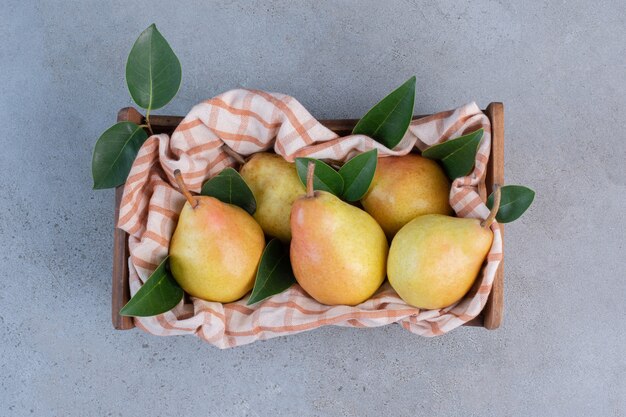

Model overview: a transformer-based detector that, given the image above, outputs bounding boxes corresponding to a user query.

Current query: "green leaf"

[295,158,344,196]
[126,24,182,111]
[487,185,535,223]
[92,122,149,189]
[352,76,416,149]
[338,149,378,201]
[119,256,183,317]
[422,128,484,180]
[201,168,256,214]
[247,239,296,305]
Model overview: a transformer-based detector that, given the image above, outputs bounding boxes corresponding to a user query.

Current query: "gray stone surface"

[1,1,624,416]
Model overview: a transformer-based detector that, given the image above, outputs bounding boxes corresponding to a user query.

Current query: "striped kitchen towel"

[117,89,502,348]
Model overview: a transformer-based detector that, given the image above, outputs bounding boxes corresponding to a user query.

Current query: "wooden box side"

[483,103,505,329]
[111,105,505,330]
[111,108,142,330]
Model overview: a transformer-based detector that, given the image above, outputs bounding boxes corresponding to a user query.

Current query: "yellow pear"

[361,154,452,237]
[387,189,500,309]
[169,170,265,303]
[290,162,388,305]
[240,153,305,241]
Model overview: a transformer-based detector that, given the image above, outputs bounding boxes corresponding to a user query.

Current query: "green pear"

[290,162,388,306]
[387,190,500,309]
[361,154,452,238]
[169,170,265,303]
[240,153,305,242]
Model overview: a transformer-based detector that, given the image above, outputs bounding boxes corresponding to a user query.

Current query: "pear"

[240,153,306,242]
[387,188,501,309]
[169,170,265,303]
[290,162,388,305]
[361,154,452,238]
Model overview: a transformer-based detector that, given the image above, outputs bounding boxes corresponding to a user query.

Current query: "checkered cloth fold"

[118,89,502,348]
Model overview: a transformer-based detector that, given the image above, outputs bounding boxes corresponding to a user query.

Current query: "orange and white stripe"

[118,89,502,349]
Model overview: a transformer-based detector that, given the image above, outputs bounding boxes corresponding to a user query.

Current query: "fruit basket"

[111,103,505,332]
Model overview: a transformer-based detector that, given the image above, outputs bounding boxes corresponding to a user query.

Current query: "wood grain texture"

[110,105,505,331]
[483,103,505,329]
[112,186,133,329]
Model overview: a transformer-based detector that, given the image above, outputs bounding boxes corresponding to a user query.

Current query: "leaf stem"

[306,161,315,198]
[145,109,154,136]
[174,169,198,208]
[222,144,246,165]
[481,184,501,228]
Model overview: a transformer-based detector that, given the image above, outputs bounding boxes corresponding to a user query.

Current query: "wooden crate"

[111,104,505,331]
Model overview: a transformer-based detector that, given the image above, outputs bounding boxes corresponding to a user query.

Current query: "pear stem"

[222,144,246,165]
[173,169,198,208]
[481,184,501,228]
[306,161,315,198]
